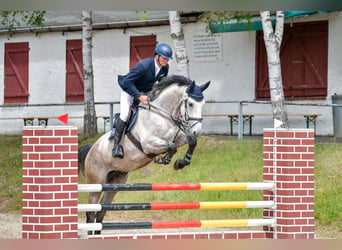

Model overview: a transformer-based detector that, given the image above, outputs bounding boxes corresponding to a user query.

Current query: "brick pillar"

[22,126,78,239]
[263,129,315,239]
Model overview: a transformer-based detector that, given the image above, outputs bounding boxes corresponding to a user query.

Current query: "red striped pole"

[78,182,274,192]
[78,219,275,231]
[78,201,274,212]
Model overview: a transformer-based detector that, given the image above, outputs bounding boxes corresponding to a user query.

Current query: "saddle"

[108,105,139,140]
[108,105,156,158]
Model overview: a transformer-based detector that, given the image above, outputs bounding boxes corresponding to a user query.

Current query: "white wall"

[0,12,341,136]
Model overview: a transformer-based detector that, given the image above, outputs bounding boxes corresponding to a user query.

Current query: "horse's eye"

[189,103,193,108]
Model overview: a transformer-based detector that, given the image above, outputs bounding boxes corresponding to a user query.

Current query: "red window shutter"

[4,43,29,104]
[66,40,84,102]
[255,21,328,99]
[130,35,157,70]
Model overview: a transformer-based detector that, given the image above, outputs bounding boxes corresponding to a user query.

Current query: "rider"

[112,43,173,158]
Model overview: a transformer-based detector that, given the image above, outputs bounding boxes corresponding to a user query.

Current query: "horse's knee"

[167,142,177,154]
[187,136,197,147]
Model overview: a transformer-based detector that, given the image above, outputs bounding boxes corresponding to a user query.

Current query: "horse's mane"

[148,75,192,101]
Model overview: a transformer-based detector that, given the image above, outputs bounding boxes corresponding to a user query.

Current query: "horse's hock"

[22,126,315,239]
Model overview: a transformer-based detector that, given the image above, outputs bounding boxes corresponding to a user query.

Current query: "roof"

[209,11,331,33]
[0,11,202,34]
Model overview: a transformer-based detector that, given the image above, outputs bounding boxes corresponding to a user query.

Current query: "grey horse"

[84,75,210,234]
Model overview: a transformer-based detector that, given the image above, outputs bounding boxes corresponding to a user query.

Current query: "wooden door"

[4,43,29,104]
[130,35,157,70]
[66,40,84,102]
[255,21,328,99]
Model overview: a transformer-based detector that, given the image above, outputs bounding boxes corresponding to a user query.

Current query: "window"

[255,21,328,99]
[4,42,29,104]
[66,40,84,102]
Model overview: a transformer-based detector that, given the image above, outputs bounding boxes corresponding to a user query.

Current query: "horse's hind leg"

[93,170,128,235]
[86,191,102,235]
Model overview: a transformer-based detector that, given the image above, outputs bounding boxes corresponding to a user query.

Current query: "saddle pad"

[108,108,139,140]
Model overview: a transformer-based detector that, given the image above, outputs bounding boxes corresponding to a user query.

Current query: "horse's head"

[179,79,210,137]
[148,75,210,138]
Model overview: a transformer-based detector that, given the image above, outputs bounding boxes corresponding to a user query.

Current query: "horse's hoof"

[173,159,190,170]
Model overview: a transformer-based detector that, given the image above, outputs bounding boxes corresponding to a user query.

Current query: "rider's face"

[156,55,169,67]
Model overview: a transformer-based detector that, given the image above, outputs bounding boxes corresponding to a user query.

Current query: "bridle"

[171,93,203,134]
[140,92,203,136]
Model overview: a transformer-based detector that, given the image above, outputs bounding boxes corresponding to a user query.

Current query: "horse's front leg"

[173,136,197,170]
[140,135,177,165]
[153,142,177,165]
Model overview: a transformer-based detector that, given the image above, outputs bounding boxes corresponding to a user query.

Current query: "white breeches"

[119,91,134,122]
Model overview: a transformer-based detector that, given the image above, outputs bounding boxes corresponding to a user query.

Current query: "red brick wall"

[263,129,315,239]
[88,231,267,239]
[22,127,78,239]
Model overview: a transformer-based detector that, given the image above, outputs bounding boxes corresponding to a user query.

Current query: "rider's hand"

[138,95,149,104]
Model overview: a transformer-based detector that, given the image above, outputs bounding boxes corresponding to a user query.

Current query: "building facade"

[0,11,341,136]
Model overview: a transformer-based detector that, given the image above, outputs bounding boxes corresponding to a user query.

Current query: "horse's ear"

[200,81,210,92]
[187,80,196,93]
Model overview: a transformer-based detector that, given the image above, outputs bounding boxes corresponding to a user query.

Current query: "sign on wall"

[192,32,222,62]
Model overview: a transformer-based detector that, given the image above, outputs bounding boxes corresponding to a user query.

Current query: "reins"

[139,94,202,137]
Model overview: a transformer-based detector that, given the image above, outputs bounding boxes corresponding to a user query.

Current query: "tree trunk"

[82,11,97,137]
[169,11,190,78]
[260,11,288,128]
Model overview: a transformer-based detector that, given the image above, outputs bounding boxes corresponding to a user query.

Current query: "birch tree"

[0,11,45,38]
[260,11,288,128]
[82,11,98,137]
[169,11,190,77]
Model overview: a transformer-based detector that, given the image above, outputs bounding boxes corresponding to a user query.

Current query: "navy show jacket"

[118,57,169,100]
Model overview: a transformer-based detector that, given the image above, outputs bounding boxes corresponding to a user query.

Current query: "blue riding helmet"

[154,43,173,60]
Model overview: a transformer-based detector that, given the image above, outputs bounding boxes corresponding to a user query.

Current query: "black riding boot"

[112,118,127,158]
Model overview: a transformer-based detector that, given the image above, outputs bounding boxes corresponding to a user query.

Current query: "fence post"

[238,101,243,140]
[22,126,79,239]
[263,128,315,239]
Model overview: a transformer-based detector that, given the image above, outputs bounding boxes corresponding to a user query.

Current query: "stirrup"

[109,128,116,140]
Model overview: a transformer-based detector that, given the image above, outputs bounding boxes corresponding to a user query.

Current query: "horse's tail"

[78,144,93,176]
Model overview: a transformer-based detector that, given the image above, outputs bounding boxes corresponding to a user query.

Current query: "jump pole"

[22,127,315,239]
[78,182,274,192]
[77,200,275,212]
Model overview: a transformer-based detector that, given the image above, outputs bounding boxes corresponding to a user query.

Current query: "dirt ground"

[0,214,21,239]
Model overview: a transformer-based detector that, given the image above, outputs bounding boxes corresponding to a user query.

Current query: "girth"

[126,133,157,159]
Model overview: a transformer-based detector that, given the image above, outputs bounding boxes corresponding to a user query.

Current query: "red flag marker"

[58,113,69,125]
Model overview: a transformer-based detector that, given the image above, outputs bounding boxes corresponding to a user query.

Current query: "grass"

[0,134,341,238]
[78,136,265,223]
[314,143,342,237]
[0,135,23,212]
